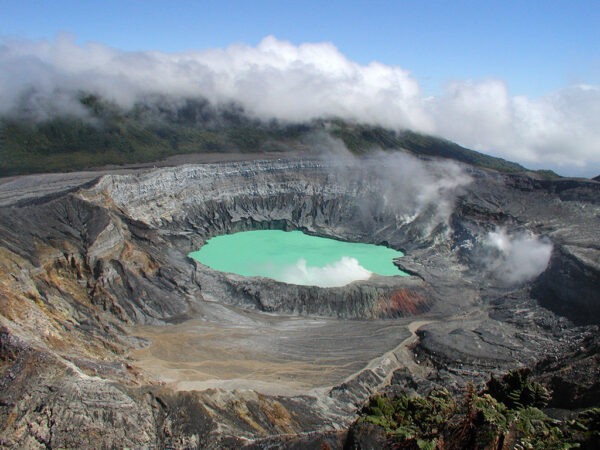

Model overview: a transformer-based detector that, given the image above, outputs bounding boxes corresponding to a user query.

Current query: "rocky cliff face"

[0,153,598,448]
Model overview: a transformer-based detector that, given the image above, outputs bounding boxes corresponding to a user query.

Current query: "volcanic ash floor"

[130,301,411,396]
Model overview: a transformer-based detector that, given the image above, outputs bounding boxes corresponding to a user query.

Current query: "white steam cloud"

[277,257,372,287]
[1,34,599,173]
[316,138,472,237]
[375,151,471,233]
[483,228,553,285]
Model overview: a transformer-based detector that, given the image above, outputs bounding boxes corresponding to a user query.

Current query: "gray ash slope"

[0,150,598,448]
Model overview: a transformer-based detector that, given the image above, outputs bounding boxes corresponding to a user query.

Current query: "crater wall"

[1,155,599,447]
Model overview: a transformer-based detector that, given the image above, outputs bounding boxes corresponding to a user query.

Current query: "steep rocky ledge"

[0,155,599,447]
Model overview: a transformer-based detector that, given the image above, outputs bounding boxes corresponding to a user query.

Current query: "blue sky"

[1,0,599,175]
[3,0,598,97]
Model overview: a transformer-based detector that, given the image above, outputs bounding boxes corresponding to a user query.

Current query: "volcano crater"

[1,154,599,447]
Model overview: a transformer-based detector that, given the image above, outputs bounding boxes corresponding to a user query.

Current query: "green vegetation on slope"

[0,95,308,176]
[326,119,528,174]
[357,369,599,449]
[0,94,551,177]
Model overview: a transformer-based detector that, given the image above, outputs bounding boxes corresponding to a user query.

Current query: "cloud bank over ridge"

[1,34,598,174]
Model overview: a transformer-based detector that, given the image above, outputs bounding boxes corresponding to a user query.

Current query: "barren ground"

[130,301,412,396]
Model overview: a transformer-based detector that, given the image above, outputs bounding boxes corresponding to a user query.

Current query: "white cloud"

[430,80,600,170]
[1,34,599,174]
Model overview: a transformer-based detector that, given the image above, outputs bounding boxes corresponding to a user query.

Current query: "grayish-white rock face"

[0,153,598,448]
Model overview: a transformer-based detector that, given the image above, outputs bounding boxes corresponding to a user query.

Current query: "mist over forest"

[1,35,599,177]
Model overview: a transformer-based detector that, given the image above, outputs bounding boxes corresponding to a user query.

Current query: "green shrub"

[356,370,596,449]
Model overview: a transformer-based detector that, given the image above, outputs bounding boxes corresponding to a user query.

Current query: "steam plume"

[316,136,472,238]
[483,228,553,285]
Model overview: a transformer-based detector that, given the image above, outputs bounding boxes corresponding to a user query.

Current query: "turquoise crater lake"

[189,230,406,287]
